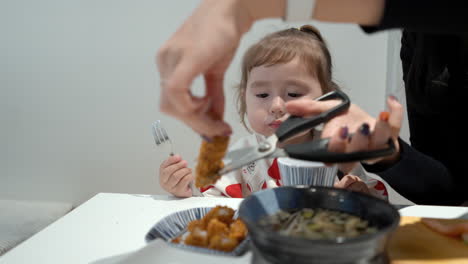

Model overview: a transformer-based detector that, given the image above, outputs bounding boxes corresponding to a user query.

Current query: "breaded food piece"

[202,206,235,226]
[207,218,229,241]
[187,219,205,232]
[229,219,248,242]
[171,236,182,244]
[184,227,208,247]
[195,135,229,188]
[208,234,239,252]
[170,205,247,253]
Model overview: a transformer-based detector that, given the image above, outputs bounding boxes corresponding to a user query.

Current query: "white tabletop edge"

[1,193,467,264]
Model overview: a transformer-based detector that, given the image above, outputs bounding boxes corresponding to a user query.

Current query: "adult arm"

[362,138,462,205]
[362,0,468,34]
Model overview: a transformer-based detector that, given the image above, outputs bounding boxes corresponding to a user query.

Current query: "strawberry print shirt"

[200,134,281,198]
[198,133,388,200]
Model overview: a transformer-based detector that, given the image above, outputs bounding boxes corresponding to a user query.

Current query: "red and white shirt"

[198,133,388,200]
[200,134,280,198]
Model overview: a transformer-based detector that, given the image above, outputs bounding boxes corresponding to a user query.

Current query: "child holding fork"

[158,25,402,199]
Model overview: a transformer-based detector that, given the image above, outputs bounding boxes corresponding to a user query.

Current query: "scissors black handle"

[284,138,396,163]
[276,89,396,162]
[276,90,350,142]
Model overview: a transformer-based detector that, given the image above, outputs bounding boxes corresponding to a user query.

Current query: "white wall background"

[1,1,394,206]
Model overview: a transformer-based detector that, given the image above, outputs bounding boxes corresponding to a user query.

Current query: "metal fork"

[152,120,174,156]
[152,120,196,193]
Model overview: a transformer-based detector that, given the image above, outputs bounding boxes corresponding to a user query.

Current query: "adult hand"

[156,0,387,137]
[159,155,193,198]
[286,95,403,167]
[157,0,271,138]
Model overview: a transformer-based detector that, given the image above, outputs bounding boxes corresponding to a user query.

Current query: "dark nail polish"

[223,130,232,137]
[389,95,398,102]
[339,126,348,140]
[359,123,370,136]
[201,135,212,142]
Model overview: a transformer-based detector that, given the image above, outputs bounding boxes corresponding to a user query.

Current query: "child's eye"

[288,93,303,98]
[256,93,269,98]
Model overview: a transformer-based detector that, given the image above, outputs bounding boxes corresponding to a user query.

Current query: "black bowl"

[238,186,400,264]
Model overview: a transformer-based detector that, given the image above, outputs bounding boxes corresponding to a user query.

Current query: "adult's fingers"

[370,111,392,149]
[158,53,232,138]
[205,73,225,119]
[286,98,348,141]
[386,95,403,137]
[321,104,374,139]
[326,126,348,167]
[286,98,341,117]
[366,96,403,164]
[204,50,235,119]
[160,60,206,116]
[183,113,232,138]
[340,123,371,173]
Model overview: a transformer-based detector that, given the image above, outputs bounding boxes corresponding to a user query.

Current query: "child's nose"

[270,96,285,115]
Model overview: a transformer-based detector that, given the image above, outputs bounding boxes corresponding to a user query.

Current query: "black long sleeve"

[362,0,468,34]
[362,139,463,205]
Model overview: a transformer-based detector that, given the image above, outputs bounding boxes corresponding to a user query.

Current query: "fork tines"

[152,120,170,146]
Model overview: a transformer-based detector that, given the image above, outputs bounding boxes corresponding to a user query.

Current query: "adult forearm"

[363,139,462,205]
[314,0,384,26]
[239,0,285,22]
[239,0,385,26]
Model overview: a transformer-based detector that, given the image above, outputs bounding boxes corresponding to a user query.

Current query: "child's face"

[245,57,323,137]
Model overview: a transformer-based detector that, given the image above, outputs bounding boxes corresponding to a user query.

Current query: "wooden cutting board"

[389,217,468,264]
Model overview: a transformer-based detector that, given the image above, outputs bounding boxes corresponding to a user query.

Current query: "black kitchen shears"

[218,90,395,175]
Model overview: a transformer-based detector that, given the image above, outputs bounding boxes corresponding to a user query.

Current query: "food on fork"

[171,206,247,252]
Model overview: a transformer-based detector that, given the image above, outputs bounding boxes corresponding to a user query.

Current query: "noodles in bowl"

[238,186,400,264]
[259,208,377,241]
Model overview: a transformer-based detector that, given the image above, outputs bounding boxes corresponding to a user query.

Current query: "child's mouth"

[268,120,283,129]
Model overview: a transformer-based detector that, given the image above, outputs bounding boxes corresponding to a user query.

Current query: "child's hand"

[334,175,371,195]
[159,155,193,198]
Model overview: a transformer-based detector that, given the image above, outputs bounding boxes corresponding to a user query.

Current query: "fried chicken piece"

[195,135,229,188]
[184,227,208,247]
[207,218,229,241]
[171,236,182,244]
[202,206,235,226]
[229,219,248,242]
[208,234,239,252]
[172,206,247,252]
[187,219,205,232]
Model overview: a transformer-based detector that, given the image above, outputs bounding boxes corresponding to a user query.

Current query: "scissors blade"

[219,135,279,175]
[223,147,256,161]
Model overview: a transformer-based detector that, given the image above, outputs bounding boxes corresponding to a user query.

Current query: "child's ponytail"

[299,25,324,43]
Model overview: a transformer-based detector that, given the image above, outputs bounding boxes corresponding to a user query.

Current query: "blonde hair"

[236,25,339,129]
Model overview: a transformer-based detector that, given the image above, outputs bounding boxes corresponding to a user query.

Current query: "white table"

[1,193,467,264]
